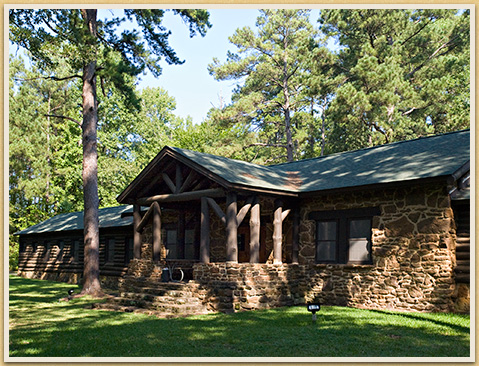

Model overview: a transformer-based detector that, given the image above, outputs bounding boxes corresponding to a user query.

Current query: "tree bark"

[225,191,238,263]
[80,9,103,297]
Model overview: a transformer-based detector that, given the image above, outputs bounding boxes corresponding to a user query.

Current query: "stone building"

[17,130,471,314]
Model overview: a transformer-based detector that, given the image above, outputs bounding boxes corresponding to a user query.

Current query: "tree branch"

[45,114,82,127]
[15,74,82,83]
[243,142,287,149]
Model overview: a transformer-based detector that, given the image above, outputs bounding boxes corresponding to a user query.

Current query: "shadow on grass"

[366,308,470,334]
[9,276,470,358]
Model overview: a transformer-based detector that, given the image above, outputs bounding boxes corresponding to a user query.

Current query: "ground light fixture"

[307,303,321,323]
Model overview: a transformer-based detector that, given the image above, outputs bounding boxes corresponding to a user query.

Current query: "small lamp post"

[307,303,321,323]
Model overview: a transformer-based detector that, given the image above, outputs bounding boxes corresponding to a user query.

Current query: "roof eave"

[298,175,451,198]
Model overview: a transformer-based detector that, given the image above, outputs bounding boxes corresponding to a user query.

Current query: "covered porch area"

[117,146,301,281]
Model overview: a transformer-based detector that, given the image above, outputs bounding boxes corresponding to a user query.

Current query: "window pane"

[166,230,177,259]
[316,221,337,262]
[317,221,337,240]
[350,219,370,238]
[349,219,371,262]
[167,230,177,244]
[316,241,336,261]
[185,230,195,244]
[185,230,195,259]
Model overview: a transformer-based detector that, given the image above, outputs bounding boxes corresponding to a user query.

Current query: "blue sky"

[128,8,322,124]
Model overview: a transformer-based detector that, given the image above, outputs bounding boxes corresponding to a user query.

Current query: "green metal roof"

[271,129,470,193]
[170,129,470,194]
[19,130,470,236]
[169,147,291,192]
[16,205,133,235]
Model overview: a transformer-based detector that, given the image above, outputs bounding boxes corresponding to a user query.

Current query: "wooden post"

[200,197,210,263]
[133,204,141,259]
[273,199,283,264]
[226,191,238,263]
[292,205,300,264]
[175,164,183,194]
[153,202,161,262]
[249,196,260,263]
[177,211,186,259]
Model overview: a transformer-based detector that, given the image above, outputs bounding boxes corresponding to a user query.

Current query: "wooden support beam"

[137,160,175,197]
[136,203,155,233]
[133,204,141,259]
[249,197,260,263]
[281,209,291,222]
[226,191,238,263]
[236,196,254,226]
[273,199,283,264]
[152,202,161,262]
[292,206,300,264]
[162,173,176,193]
[206,197,226,225]
[175,164,183,194]
[137,188,225,206]
[179,169,197,193]
[200,197,210,263]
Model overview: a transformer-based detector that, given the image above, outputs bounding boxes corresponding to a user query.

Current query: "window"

[185,229,196,260]
[163,228,198,260]
[105,238,115,264]
[309,207,379,265]
[71,240,80,262]
[125,237,134,265]
[165,229,177,259]
[316,220,338,262]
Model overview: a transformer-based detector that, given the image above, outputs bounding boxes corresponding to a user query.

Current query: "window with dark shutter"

[309,207,379,265]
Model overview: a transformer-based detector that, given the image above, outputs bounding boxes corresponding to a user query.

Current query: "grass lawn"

[8,275,470,358]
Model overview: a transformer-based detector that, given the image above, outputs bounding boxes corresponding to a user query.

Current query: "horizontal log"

[454,265,470,273]
[455,273,469,283]
[137,188,225,206]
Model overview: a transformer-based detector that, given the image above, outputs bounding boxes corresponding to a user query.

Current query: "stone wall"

[297,183,457,312]
[191,183,461,312]
[124,182,464,313]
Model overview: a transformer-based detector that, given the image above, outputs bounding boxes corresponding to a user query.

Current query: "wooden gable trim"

[137,188,225,206]
[117,146,299,204]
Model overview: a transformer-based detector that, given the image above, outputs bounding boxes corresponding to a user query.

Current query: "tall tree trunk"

[80,9,103,297]
[284,107,294,162]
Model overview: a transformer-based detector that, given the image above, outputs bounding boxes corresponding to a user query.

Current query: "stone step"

[118,284,207,298]
[110,296,207,313]
[91,302,209,318]
[118,292,204,305]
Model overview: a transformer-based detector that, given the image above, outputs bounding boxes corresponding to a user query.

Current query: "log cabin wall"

[17,227,133,289]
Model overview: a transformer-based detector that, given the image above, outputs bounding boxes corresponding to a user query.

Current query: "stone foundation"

[192,262,455,312]
[112,182,465,313]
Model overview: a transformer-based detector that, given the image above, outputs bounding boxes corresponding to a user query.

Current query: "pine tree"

[10,8,211,296]
[208,9,331,163]
[319,9,470,152]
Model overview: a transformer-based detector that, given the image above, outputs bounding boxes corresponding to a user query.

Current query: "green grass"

[8,275,470,358]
